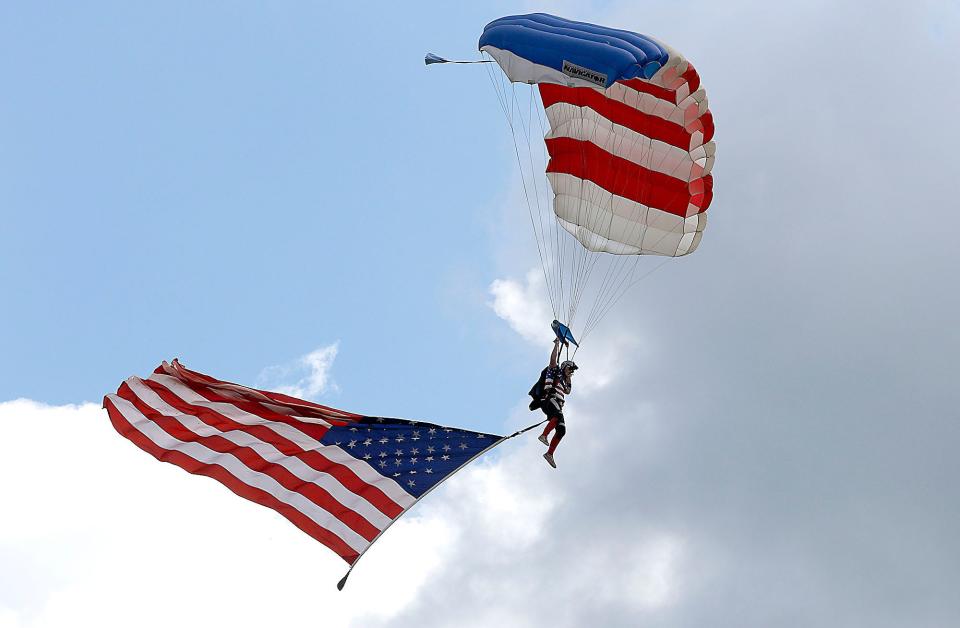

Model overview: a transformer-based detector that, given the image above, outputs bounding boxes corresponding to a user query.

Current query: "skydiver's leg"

[541,417,558,439]
[546,419,566,455]
[540,399,561,445]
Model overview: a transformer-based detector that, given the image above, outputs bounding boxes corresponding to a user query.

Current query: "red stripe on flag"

[153,374,332,442]
[163,360,360,424]
[103,396,362,564]
[545,137,714,216]
[117,383,384,542]
[138,377,405,519]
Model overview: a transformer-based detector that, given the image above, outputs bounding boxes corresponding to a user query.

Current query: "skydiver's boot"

[543,452,557,468]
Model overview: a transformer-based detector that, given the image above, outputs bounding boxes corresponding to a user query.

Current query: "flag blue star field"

[102,360,505,573]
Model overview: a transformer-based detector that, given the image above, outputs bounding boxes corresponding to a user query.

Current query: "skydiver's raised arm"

[549,338,563,369]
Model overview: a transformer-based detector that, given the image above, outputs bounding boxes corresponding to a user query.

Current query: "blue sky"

[3,2,960,626]
[0,1,543,425]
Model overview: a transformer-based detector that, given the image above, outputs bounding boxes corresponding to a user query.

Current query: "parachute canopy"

[479,13,715,259]
[467,14,716,343]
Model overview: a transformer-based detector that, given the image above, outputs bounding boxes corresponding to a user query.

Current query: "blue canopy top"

[478,13,670,87]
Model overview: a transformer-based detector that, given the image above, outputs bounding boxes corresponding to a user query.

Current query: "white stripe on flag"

[146,373,417,509]
[148,373,325,448]
[107,394,371,554]
[125,378,394,531]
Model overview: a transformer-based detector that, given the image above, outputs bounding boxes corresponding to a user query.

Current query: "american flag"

[103,359,514,587]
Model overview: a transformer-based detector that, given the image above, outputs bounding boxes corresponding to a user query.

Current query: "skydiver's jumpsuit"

[539,366,571,456]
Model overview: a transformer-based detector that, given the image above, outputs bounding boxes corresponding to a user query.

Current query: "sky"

[2,1,960,627]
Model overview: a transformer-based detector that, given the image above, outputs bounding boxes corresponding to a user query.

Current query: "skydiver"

[537,338,578,468]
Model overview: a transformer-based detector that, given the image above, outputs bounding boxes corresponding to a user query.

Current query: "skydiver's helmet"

[560,360,578,374]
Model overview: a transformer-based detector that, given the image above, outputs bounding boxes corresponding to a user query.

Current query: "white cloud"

[488,270,554,346]
[596,534,686,611]
[489,270,648,395]
[0,399,471,627]
[257,343,340,400]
